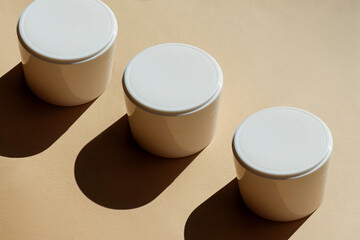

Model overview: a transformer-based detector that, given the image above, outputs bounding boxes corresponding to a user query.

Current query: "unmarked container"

[232,107,333,221]
[17,0,118,106]
[123,43,223,158]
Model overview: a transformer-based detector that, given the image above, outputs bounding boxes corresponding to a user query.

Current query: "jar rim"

[123,43,223,115]
[232,107,333,179]
[17,0,118,63]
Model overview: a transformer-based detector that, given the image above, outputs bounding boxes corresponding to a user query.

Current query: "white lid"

[233,107,333,178]
[123,43,223,115]
[18,0,117,63]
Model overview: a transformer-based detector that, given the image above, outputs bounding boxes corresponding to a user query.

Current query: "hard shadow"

[184,179,310,240]
[0,63,93,158]
[74,115,199,209]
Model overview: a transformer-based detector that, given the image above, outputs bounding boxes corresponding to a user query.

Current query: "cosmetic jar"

[123,43,223,158]
[232,107,333,221]
[17,0,118,106]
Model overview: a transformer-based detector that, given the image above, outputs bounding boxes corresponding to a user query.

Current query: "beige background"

[1,0,360,239]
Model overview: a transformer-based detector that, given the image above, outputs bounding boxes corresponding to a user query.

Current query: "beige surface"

[1,0,360,239]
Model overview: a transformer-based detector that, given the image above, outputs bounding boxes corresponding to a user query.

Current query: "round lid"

[233,107,333,178]
[123,43,223,115]
[18,0,117,63]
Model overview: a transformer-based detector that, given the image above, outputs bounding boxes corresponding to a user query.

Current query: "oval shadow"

[185,179,310,240]
[0,63,93,158]
[74,115,199,209]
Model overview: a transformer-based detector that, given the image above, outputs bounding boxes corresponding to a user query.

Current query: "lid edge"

[123,43,223,115]
[17,0,118,63]
[232,107,333,179]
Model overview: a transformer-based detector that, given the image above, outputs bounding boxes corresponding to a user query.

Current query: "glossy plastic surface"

[232,107,333,221]
[234,156,329,221]
[17,0,117,106]
[123,43,223,115]
[18,0,117,62]
[18,42,115,106]
[123,43,223,158]
[124,89,221,158]
[233,107,333,178]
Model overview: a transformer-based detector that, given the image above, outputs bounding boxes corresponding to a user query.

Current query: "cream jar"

[232,107,333,221]
[123,43,223,158]
[17,0,118,106]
